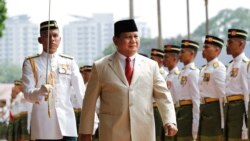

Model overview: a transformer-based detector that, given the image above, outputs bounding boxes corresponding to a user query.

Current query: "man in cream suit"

[79,19,177,141]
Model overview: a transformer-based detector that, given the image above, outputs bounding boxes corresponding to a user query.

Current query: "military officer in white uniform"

[224,29,249,140]
[151,48,169,141]
[163,44,181,141]
[164,45,181,104]
[151,48,168,79]
[0,99,9,140]
[198,35,226,140]
[176,40,200,141]
[22,20,85,141]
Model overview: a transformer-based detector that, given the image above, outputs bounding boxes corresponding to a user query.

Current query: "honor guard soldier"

[164,45,181,106]
[22,20,85,141]
[163,44,181,141]
[80,65,93,85]
[71,66,98,136]
[79,65,99,141]
[176,40,200,141]
[198,35,226,140]
[0,99,9,140]
[8,80,29,141]
[224,29,249,140]
[151,48,168,141]
[15,80,32,141]
[151,48,168,79]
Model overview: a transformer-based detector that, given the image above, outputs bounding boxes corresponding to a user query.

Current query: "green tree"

[0,64,22,83]
[0,0,7,37]
[103,43,116,56]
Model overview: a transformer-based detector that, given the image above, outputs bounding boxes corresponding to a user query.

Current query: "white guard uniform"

[199,58,226,128]
[22,51,85,140]
[226,52,249,139]
[159,66,168,80]
[166,66,180,104]
[178,62,200,139]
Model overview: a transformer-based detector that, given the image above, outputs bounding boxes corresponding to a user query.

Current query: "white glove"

[38,84,53,96]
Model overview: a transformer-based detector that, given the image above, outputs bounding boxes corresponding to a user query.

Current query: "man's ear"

[38,37,42,44]
[113,36,117,46]
[240,39,246,48]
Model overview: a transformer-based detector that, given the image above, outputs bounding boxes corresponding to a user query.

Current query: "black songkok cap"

[228,28,248,40]
[114,19,138,37]
[204,35,224,48]
[181,40,199,52]
[151,48,165,58]
[164,44,181,54]
[40,20,59,33]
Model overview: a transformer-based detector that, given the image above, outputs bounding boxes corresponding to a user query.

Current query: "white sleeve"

[22,59,43,104]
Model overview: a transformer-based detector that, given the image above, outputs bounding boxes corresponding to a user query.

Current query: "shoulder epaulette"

[213,62,219,68]
[59,54,73,60]
[247,61,250,72]
[190,66,197,70]
[242,57,249,63]
[25,54,40,60]
[174,70,180,75]
[229,60,233,64]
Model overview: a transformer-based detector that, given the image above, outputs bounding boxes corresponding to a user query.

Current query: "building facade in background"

[0,15,39,65]
[63,14,114,65]
[0,14,151,66]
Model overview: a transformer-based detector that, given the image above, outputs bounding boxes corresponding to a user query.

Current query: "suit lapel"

[108,52,128,85]
[130,55,142,86]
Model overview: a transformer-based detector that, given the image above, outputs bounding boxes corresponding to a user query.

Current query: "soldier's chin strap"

[45,0,52,118]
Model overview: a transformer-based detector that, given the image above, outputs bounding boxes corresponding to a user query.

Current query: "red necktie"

[125,57,133,85]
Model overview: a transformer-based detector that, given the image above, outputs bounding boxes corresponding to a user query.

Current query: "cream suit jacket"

[79,52,176,141]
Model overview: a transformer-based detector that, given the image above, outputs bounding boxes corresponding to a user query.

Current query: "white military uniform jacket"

[79,52,176,141]
[159,66,168,80]
[22,51,85,140]
[178,62,200,139]
[226,52,249,139]
[0,106,9,123]
[166,67,180,104]
[199,58,226,128]
[226,52,249,112]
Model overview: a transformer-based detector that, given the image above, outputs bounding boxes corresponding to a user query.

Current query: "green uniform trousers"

[154,106,165,141]
[0,122,8,139]
[198,101,223,141]
[176,105,193,141]
[224,100,245,141]
[19,112,30,140]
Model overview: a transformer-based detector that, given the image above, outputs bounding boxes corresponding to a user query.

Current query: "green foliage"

[193,7,250,43]
[163,7,250,51]
[103,43,116,56]
[0,64,22,83]
[138,38,156,56]
[0,0,7,37]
